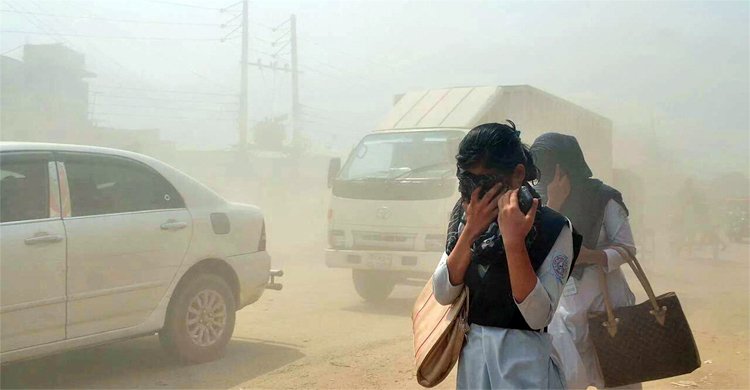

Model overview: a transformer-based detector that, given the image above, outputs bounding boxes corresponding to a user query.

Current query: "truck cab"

[326,128,465,301]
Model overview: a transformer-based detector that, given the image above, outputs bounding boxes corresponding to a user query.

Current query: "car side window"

[64,154,185,217]
[0,153,50,223]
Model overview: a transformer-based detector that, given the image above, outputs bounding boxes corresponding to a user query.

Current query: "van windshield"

[339,130,464,181]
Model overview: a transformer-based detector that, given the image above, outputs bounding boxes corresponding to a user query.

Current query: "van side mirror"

[327,157,341,188]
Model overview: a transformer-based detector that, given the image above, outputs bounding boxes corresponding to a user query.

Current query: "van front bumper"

[325,249,440,274]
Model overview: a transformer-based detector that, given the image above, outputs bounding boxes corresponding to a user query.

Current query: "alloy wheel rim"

[186,289,227,347]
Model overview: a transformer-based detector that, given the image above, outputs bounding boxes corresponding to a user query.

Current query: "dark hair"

[456,121,539,182]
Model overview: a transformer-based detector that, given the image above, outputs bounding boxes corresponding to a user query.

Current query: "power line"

[95,85,238,97]
[18,0,144,79]
[0,9,221,26]
[299,64,373,90]
[272,17,291,31]
[93,102,238,113]
[247,61,291,73]
[252,35,275,45]
[221,12,241,27]
[221,23,242,41]
[1,43,24,55]
[4,1,73,47]
[252,20,277,32]
[300,109,366,128]
[93,111,237,121]
[146,0,224,11]
[1,29,225,41]
[219,0,242,12]
[93,93,238,105]
[300,59,394,95]
[300,35,400,71]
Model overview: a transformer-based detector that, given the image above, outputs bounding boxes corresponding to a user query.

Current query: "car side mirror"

[327,157,341,188]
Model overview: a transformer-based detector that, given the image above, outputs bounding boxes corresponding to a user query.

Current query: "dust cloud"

[0,0,748,389]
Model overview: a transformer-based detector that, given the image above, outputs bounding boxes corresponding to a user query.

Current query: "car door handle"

[24,234,64,245]
[161,220,188,231]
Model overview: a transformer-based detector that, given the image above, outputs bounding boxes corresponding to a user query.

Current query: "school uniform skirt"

[457,323,565,389]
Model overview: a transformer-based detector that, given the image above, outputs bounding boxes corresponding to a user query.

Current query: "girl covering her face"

[531,132,639,389]
[433,122,581,390]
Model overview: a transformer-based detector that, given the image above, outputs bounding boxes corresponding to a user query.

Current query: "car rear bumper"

[226,251,272,309]
[325,249,440,274]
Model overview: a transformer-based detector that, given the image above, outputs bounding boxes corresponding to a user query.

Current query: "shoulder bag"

[411,277,469,388]
[588,246,701,387]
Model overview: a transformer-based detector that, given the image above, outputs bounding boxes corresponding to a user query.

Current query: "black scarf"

[444,185,580,329]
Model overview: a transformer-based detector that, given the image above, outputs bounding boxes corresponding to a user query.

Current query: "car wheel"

[352,269,396,302]
[159,274,236,364]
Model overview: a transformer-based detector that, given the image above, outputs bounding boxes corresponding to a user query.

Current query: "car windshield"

[338,130,463,181]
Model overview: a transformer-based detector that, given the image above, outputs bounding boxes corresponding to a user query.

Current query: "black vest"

[446,200,579,330]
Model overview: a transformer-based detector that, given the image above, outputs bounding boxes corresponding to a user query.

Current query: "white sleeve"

[601,199,637,272]
[432,252,464,305]
[514,223,574,330]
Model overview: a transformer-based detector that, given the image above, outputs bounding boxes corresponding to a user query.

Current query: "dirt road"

[2,238,748,389]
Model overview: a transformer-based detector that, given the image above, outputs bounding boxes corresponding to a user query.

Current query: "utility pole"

[238,0,249,150]
[290,14,300,146]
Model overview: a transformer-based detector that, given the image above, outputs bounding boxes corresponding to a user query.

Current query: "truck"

[325,85,613,302]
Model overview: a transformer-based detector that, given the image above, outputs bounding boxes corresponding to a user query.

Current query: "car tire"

[159,273,236,364]
[352,269,396,302]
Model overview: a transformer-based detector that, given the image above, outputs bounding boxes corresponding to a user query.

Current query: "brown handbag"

[411,277,469,388]
[588,246,701,388]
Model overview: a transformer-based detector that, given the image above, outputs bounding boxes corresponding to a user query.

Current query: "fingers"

[526,198,539,217]
[553,164,561,183]
[509,188,519,208]
[470,186,481,205]
[481,183,503,206]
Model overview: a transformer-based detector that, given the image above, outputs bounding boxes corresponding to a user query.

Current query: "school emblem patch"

[552,254,569,283]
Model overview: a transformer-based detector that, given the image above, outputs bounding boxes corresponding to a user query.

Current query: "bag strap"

[595,245,668,338]
[609,245,667,326]
[459,287,470,334]
[595,265,619,337]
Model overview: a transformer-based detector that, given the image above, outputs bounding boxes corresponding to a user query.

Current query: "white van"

[326,128,465,301]
[325,86,613,301]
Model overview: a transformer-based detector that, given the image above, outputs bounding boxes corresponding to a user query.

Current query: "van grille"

[352,231,417,250]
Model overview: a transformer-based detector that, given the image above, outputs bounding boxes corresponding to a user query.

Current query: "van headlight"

[424,234,446,252]
[328,230,346,249]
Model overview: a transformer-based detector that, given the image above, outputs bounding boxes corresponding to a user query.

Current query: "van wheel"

[159,274,236,364]
[352,269,395,302]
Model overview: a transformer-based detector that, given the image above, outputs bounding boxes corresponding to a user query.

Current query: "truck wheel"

[352,269,395,302]
[159,274,236,364]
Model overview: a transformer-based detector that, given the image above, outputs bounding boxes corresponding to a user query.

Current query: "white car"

[0,143,282,364]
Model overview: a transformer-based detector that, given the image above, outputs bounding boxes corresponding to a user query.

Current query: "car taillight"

[328,229,345,249]
[258,221,266,251]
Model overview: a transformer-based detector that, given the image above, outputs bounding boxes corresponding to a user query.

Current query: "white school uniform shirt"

[549,199,640,389]
[432,221,575,389]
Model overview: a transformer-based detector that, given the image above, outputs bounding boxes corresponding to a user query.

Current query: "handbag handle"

[596,265,620,337]
[609,245,667,326]
[595,245,667,337]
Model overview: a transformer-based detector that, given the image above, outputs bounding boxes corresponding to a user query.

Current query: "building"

[1,43,174,159]
[1,43,97,143]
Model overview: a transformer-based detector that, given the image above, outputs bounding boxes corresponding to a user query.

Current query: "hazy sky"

[1,0,748,173]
